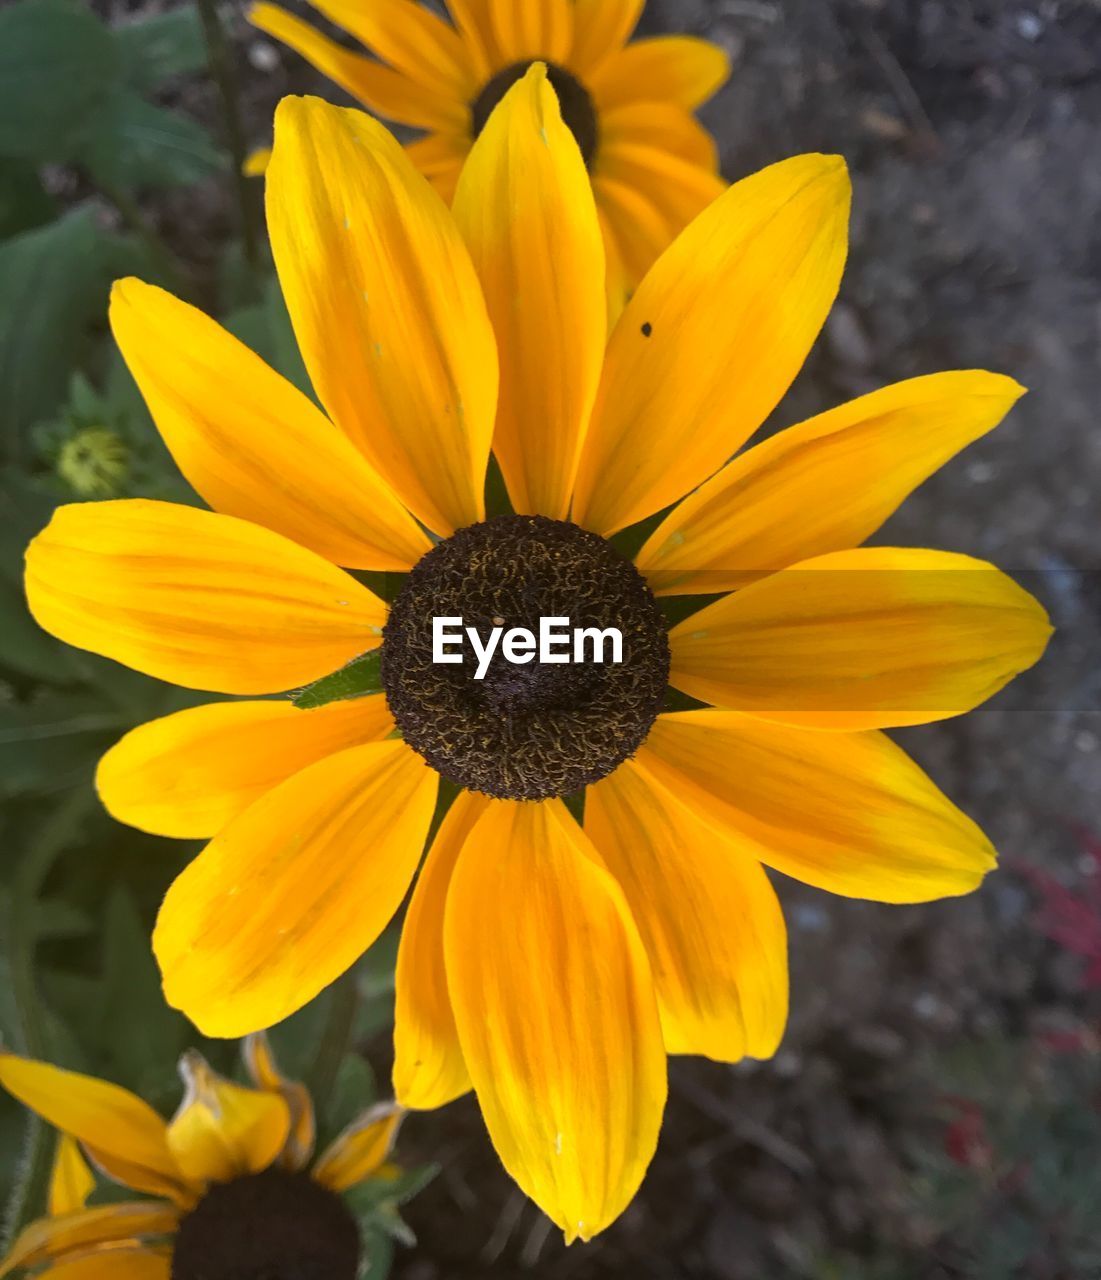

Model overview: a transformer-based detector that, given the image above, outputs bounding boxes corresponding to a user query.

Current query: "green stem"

[310,968,361,1121]
[2,790,94,1246]
[196,0,261,277]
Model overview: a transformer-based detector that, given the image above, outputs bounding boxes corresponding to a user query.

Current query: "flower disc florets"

[382,515,670,801]
[472,61,599,166]
[171,1168,359,1280]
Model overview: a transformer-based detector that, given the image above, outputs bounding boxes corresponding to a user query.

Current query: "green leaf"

[0,210,111,456]
[114,8,207,92]
[97,886,190,1095]
[293,651,382,710]
[0,579,68,683]
[83,91,224,192]
[0,158,55,238]
[0,0,118,163]
[0,691,125,799]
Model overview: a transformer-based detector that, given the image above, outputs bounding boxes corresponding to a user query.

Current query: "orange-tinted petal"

[642,712,998,903]
[309,0,476,97]
[487,0,573,64]
[586,758,787,1062]
[599,100,718,170]
[404,131,469,204]
[596,140,726,244]
[267,96,497,535]
[249,3,467,131]
[109,278,429,572]
[155,741,437,1038]
[445,800,666,1241]
[572,154,850,533]
[589,36,730,111]
[453,64,604,519]
[97,696,394,840]
[592,173,670,289]
[668,548,1053,729]
[393,791,488,1110]
[25,500,385,695]
[638,372,1027,594]
[568,0,644,75]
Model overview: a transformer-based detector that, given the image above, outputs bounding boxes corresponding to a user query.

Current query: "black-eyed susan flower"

[0,1034,402,1278]
[24,70,1051,1240]
[247,0,729,303]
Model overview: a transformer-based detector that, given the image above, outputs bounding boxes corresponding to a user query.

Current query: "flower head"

[247,0,730,305]
[23,70,1052,1240]
[0,1034,402,1278]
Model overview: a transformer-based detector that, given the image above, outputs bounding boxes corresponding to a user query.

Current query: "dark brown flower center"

[381,515,669,801]
[471,60,599,167]
[171,1168,359,1280]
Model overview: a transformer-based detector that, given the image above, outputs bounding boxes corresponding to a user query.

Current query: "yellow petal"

[109,279,429,572]
[568,0,644,75]
[25,500,385,696]
[599,100,719,170]
[309,0,476,98]
[155,741,437,1038]
[97,696,394,840]
[453,64,604,519]
[592,173,670,290]
[586,759,787,1062]
[393,791,488,1110]
[80,1150,192,1207]
[249,4,467,132]
[668,548,1053,729]
[243,146,271,177]
[443,0,495,78]
[487,0,573,64]
[166,1051,290,1186]
[638,372,1027,594]
[312,1102,403,1191]
[596,140,726,242]
[589,36,730,111]
[572,154,851,533]
[405,131,469,205]
[641,711,998,903]
[34,1249,170,1280]
[0,1204,178,1280]
[0,1055,183,1195]
[444,799,666,1242]
[242,1032,316,1171]
[48,1135,95,1217]
[596,205,631,325]
[267,96,498,535]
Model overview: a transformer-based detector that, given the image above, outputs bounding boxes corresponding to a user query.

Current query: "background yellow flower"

[248,0,730,306]
[0,1034,404,1279]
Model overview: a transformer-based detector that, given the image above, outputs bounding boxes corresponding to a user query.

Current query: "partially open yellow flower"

[0,1034,401,1278]
[23,70,1051,1241]
[247,0,729,302]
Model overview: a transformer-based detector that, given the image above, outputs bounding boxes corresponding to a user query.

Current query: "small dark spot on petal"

[641,322,652,337]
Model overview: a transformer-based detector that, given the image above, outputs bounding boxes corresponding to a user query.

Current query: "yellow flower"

[247,0,729,303]
[0,1033,401,1278]
[23,71,1051,1241]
